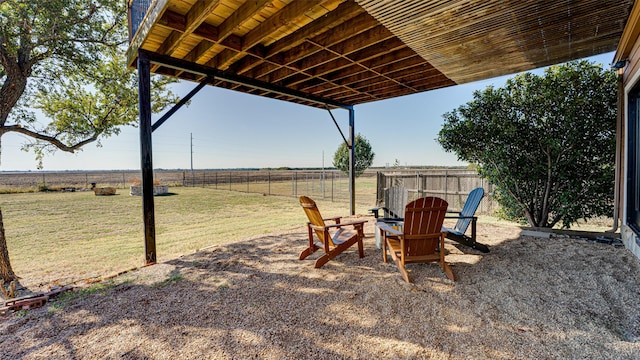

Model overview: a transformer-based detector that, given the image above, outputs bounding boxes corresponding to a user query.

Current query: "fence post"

[331,172,334,202]
[268,171,271,195]
[444,170,448,204]
[457,172,462,208]
[322,170,325,199]
[481,177,484,213]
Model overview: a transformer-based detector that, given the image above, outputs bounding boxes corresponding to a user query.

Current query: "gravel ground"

[1,219,639,359]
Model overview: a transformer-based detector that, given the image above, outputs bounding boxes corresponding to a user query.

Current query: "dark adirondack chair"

[442,187,489,253]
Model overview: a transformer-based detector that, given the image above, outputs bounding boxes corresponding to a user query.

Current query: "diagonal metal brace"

[325,104,350,148]
[152,76,214,132]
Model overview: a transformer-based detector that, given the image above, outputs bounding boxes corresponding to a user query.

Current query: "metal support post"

[138,51,156,265]
[348,107,355,215]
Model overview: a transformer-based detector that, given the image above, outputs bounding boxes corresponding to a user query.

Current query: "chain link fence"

[0,170,376,205]
[182,169,376,204]
[0,169,494,213]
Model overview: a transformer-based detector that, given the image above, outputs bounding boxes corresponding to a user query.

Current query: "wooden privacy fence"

[376,170,497,215]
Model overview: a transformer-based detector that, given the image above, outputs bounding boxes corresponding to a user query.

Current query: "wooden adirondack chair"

[381,197,454,282]
[298,196,366,268]
[443,187,489,253]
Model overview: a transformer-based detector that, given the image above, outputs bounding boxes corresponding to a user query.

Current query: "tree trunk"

[0,55,29,127]
[524,207,537,227]
[0,209,16,283]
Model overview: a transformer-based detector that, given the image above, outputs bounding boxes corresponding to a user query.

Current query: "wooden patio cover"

[127,0,634,108]
[126,0,635,264]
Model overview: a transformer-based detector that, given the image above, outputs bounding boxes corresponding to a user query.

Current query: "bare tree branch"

[1,125,98,153]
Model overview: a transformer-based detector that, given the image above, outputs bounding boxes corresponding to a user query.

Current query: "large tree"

[333,133,375,177]
[0,0,179,296]
[438,60,617,228]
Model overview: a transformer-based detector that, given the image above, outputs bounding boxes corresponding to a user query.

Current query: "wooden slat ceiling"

[127,0,635,108]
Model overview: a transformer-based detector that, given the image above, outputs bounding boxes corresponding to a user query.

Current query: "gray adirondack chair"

[371,186,407,248]
[370,186,408,221]
[442,187,489,253]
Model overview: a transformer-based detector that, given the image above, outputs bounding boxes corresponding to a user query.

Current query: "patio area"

[2,219,639,359]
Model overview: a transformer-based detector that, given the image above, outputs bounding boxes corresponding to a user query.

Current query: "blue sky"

[0,52,615,171]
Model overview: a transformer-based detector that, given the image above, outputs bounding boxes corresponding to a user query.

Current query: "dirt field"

[1,219,639,359]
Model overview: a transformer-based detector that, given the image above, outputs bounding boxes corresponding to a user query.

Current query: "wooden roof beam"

[382,78,455,95]
[156,30,184,56]
[282,12,380,65]
[312,48,420,85]
[159,0,221,56]
[157,9,186,32]
[263,0,364,58]
[227,3,363,76]
[331,76,455,105]
[303,39,411,81]
[223,49,365,99]
[322,54,428,85]
[157,10,221,45]
[317,66,448,99]
[218,0,272,41]
[284,38,409,90]
[182,0,272,68]
[354,71,451,94]
[184,40,215,63]
[241,1,322,51]
[211,1,340,71]
[263,26,396,86]
[247,12,379,80]
[304,62,443,95]
[152,5,221,72]
[294,26,395,73]
[186,0,222,34]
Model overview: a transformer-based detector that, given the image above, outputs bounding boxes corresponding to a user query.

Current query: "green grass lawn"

[1,187,375,289]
